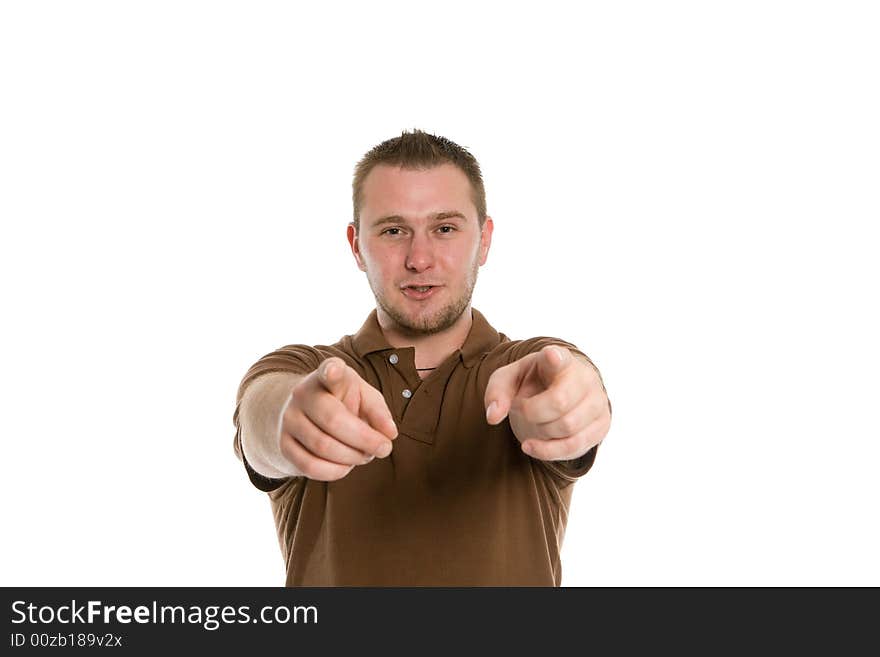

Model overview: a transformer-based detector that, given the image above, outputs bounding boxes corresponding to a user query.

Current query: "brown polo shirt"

[232,307,605,586]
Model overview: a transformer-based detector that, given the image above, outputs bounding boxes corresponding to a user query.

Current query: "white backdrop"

[2,1,877,586]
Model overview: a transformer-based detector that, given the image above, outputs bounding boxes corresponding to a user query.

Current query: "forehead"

[361,163,475,222]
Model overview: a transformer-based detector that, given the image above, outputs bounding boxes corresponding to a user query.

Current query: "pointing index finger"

[319,357,347,394]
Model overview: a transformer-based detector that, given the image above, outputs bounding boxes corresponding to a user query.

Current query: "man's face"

[348,163,493,337]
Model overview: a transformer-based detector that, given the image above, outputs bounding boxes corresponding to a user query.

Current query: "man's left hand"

[484,346,611,461]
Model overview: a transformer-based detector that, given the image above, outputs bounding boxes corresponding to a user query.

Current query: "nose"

[405,230,435,271]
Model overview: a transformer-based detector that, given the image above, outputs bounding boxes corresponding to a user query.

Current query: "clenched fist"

[280,357,399,481]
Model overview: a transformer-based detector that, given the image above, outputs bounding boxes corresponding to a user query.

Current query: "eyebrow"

[371,211,468,227]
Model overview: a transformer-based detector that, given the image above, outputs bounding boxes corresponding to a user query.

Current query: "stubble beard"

[369,255,480,338]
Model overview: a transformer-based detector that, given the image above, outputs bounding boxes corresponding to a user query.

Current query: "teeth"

[411,286,431,292]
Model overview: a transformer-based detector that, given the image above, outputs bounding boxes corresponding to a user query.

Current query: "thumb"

[484,359,527,425]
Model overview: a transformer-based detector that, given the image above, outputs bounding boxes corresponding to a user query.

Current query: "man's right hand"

[279,357,398,481]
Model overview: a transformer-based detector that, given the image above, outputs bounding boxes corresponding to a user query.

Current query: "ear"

[347,223,367,272]
[478,216,494,266]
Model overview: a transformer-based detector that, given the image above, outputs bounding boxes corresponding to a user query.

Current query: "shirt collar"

[351,307,500,368]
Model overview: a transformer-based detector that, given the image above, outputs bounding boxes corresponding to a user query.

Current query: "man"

[232,129,612,586]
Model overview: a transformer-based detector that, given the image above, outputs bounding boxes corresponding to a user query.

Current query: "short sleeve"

[234,426,295,492]
[232,344,326,492]
[539,443,600,486]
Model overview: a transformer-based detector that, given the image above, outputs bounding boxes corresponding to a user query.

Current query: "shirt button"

[389,354,399,365]
[402,389,412,399]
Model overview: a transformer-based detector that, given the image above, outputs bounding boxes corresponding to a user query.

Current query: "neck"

[377,304,473,370]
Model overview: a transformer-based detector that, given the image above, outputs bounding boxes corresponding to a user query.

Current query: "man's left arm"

[485,345,612,464]
[554,352,611,470]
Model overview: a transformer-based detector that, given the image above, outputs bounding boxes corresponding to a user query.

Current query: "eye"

[381,226,456,236]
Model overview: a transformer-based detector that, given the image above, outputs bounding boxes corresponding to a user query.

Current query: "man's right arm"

[238,371,307,480]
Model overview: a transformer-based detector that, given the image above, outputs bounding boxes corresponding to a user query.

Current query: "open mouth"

[402,285,439,300]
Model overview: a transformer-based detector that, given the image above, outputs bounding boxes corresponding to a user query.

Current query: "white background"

[2,1,877,586]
